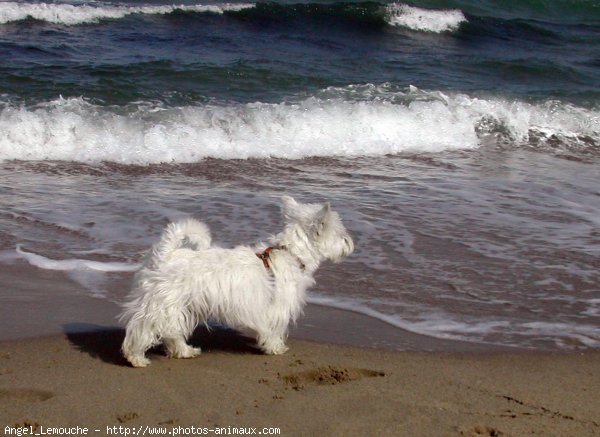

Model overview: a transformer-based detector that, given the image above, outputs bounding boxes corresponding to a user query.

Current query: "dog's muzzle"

[343,236,354,256]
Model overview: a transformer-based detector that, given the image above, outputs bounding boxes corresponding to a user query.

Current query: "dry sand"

[0,329,599,437]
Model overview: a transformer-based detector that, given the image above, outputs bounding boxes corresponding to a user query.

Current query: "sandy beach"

[0,266,598,437]
[0,331,598,436]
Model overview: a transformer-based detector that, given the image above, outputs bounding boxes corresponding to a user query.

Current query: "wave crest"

[0,2,254,25]
[0,86,598,163]
[385,3,467,33]
[0,1,469,33]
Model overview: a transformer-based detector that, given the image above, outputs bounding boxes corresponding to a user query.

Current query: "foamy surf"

[308,295,600,350]
[0,2,255,25]
[307,294,512,344]
[385,3,467,33]
[14,245,141,298]
[0,86,598,163]
[16,245,140,272]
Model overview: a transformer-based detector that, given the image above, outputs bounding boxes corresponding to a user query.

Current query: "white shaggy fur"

[120,196,354,367]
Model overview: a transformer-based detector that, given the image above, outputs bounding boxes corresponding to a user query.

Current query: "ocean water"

[0,0,599,350]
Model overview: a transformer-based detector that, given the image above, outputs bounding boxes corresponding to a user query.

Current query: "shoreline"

[1,262,520,353]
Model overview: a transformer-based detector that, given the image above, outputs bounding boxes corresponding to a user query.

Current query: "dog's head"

[281,196,354,263]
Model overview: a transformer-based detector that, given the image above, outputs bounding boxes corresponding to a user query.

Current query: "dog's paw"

[127,356,151,368]
[181,346,202,358]
[262,343,289,355]
[168,345,202,359]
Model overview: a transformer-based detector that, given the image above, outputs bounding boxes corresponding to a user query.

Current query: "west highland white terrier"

[120,196,354,367]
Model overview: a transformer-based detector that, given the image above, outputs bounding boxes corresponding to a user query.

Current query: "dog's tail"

[147,218,212,267]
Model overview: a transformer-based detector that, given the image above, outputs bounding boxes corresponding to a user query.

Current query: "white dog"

[120,196,354,367]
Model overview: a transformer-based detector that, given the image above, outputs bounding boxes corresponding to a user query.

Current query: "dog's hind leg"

[121,320,155,368]
[163,336,201,359]
[257,335,289,355]
[256,323,289,355]
[124,350,151,368]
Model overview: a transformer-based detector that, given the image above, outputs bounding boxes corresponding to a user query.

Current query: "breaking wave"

[385,3,467,33]
[0,1,254,25]
[2,1,597,30]
[0,1,468,33]
[0,85,598,163]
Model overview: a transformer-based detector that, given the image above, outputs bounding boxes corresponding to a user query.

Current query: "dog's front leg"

[256,317,290,355]
[258,335,289,355]
[163,337,202,359]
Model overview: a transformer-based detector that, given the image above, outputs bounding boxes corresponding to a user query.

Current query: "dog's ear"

[281,196,299,220]
[316,202,330,220]
[311,202,331,232]
[281,196,298,209]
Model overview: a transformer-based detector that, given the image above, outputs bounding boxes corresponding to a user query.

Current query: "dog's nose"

[344,237,354,254]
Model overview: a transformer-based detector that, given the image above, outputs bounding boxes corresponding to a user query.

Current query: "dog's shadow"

[64,323,261,367]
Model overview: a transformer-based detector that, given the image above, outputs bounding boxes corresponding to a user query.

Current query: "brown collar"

[256,246,305,271]
[256,246,275,269]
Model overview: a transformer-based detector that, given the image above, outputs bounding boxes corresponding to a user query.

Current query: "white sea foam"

[583,298,600,317]
[0,2,254,25]
[521,322,600,348]
[385,3,467,33]
[308,295,600,349]
[0,86,598,163]
[15,245,140,272]
[13,246,138,298]
[308,295,510,343]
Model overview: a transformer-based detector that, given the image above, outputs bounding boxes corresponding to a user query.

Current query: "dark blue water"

[1,0,599,107]
[0,0,599,350]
